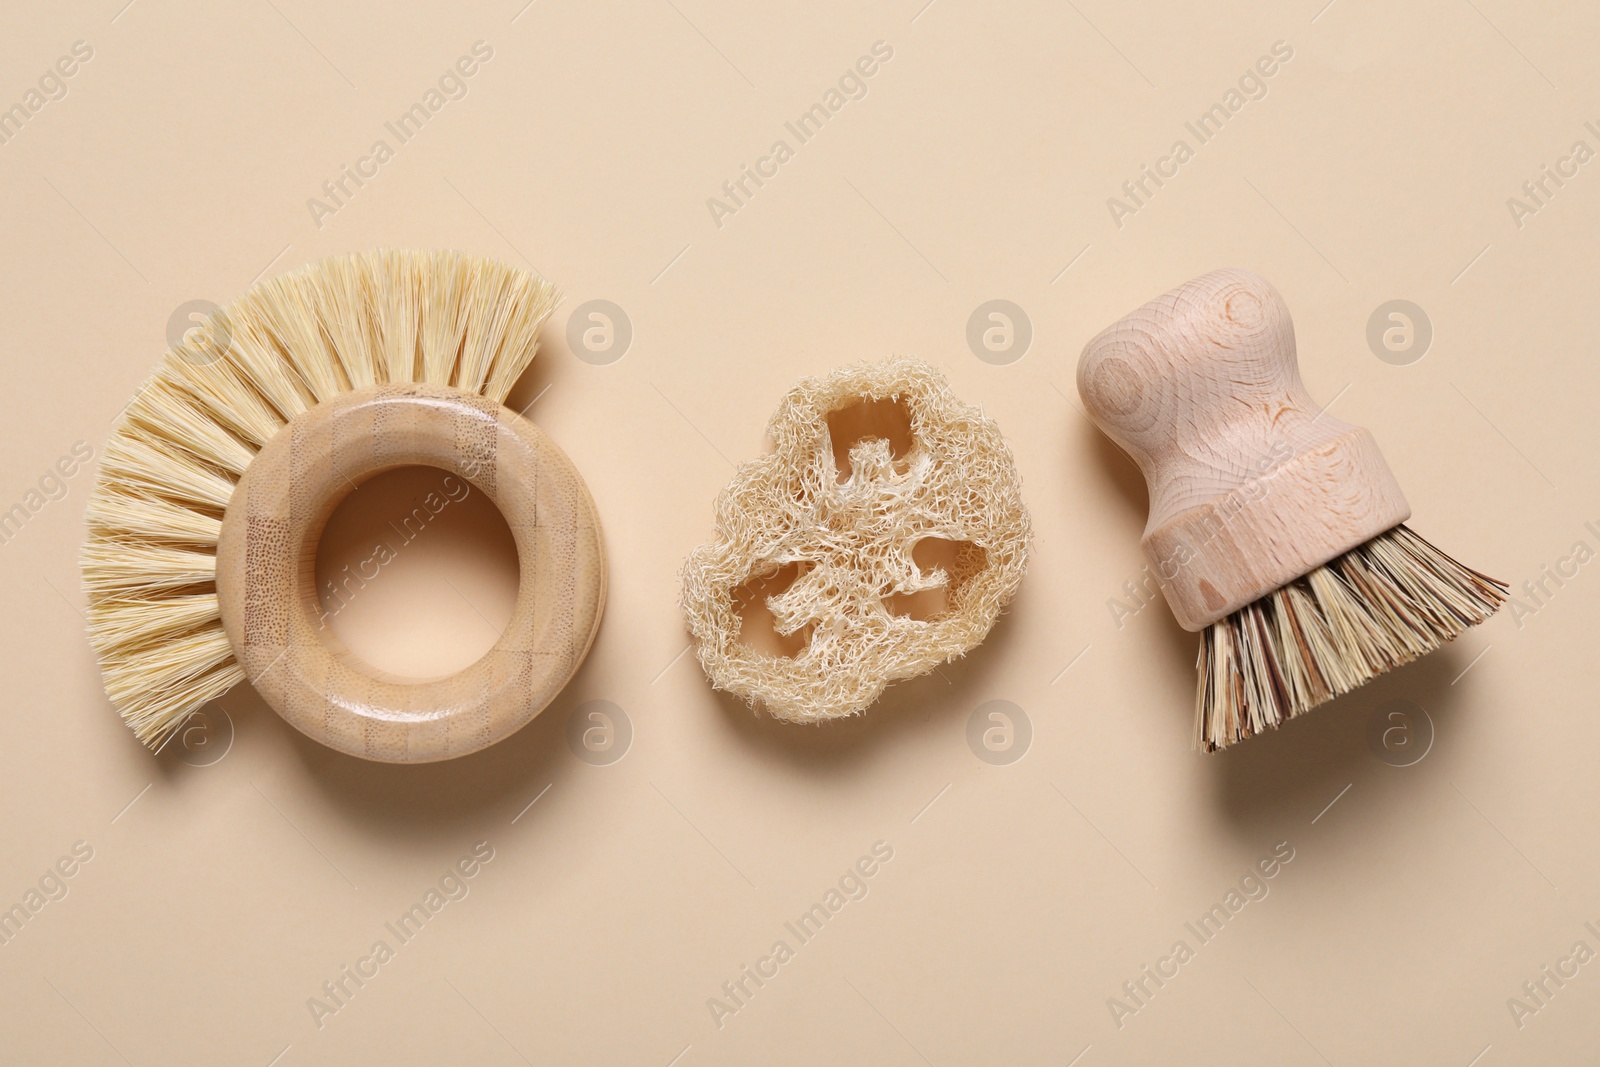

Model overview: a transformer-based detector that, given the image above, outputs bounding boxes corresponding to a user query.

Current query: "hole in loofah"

[883,537,988,622]
[733,561,814,658]
[826,396,915,484]
[314,465,518,680]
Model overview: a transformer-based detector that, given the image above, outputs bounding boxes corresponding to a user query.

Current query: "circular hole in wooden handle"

[315,464,519,680]
[215,383,607,763]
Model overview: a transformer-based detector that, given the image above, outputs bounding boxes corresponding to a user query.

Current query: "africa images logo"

[1105,41,1293,229]
[306,42,494,229]
[706,842,894,1030]
[704,41,894,229]
[305,842,495,1030]
[1106,842,1295,1029]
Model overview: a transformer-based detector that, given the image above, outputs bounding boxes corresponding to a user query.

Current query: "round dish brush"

[81,250,606,762]
[1077,269,1507,751]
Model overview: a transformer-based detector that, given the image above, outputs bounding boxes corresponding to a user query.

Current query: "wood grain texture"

[1077,269,1410,630]
[215,383,606,763]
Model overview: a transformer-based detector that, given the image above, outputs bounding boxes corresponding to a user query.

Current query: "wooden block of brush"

[1078,269,1506,751]
[214,383,606,764]
[1078,269,1411,630]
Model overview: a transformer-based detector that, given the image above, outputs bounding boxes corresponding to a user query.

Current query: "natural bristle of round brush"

[1196,524,1509,752]
[81,250,559,749]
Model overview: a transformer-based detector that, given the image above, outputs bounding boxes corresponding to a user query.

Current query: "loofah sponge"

[679,359,1031,722]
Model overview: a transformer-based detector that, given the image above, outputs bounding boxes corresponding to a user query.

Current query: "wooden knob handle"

[1077,269,1410,630]
[215,383,606,763]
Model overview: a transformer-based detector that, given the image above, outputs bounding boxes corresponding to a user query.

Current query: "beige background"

[2,0,1598,1063]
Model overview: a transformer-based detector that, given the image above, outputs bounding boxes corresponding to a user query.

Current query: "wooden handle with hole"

[215,383,605,763]
[1076,268,1410,630]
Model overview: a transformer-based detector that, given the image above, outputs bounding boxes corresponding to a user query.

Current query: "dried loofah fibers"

[679,359,1031,722]
[82,250,558,748]
[1197,524,1507,751]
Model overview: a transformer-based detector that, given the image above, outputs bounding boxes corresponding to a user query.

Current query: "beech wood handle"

[1077,269,1410,630]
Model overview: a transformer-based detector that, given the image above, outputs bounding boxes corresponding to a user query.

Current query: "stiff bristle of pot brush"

[1196,524,1508,752]
[82,250,559,749]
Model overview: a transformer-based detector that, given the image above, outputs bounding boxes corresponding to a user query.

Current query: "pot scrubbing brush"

[1077,269,1507,751]
[82,250,607,762]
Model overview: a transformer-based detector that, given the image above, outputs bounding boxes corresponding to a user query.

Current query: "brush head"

[1197,524,1507,751]
[82,250,559,750]
[1077,270,1508,750]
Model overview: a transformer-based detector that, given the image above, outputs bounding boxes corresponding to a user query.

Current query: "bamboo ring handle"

[1077,269,1410,630]
[215,383,606,763]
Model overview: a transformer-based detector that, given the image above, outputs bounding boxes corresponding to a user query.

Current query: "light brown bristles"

[1196,524,1508,752]
[82,250,558,749]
